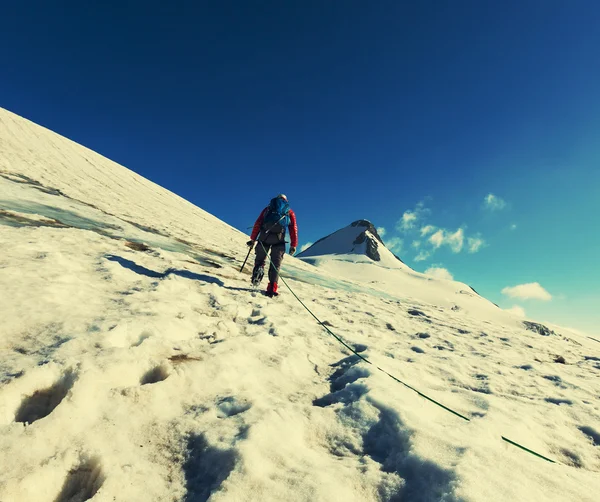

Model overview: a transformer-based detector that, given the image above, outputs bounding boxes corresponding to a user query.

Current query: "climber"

[247,194,298,297]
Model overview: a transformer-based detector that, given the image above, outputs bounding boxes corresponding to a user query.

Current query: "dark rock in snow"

[353,229,381,261]
[352,220,406,264]
[523,321,556,337]
[350,220,384,244]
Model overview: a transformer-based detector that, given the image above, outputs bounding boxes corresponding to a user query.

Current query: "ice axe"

[240,241,255,273]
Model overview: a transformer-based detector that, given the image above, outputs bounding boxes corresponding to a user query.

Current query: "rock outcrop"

[523,321,556,337]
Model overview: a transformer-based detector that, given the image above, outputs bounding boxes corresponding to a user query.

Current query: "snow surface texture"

[1,106,599,501]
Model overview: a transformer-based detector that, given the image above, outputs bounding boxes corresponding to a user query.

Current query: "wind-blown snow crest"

[1,107,599,502]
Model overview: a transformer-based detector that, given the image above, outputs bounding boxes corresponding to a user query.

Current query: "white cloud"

[299,242,313,252]
[501,282,552,301]
[414,250,431,262]
[429,229,445,249]
[420,225,436,236]
[385,237,403,254]
[396,201,428,232]
[467,236,485,253]
[398,211,418,231]
[484,193,506,211]
[393,200,485,259]
[429,228,464,253]
[447,228,464,253]
[424,266,454,281]
[505,305,526,317]
[376,227,386,237]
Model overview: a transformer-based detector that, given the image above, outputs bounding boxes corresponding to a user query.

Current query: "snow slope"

[297,220,507,324]
[1,107,599,502]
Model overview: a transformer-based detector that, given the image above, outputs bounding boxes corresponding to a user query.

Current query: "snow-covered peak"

[297,219,406,269]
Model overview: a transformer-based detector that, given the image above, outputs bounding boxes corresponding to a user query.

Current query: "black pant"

[254,241,286,284]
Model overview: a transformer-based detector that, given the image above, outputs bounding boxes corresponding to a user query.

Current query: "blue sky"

[1,1,599,335]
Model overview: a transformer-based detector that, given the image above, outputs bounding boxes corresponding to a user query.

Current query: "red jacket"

[251,207,298,248]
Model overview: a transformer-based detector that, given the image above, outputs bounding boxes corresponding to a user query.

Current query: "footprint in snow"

[545,397,573,406]
[407,309,431,323]
[208,293,221,310]
[140,364,170,385]
[216,396,252,418]
[1,370,25,385]
[466,393,490,417]
[313,382,369,408]
[55,456,104,502]
[182,433,237,502]
[15,370,75,424]
[518,364,534,371]
[248,308,267,325]
[558,448,584,468]
[245,307,280,336]
[578,425,600,446]
[248,316,268,326]
[542,375,568,388]
[131,331,151,347]
[313,354,371,407]
[469,374,492,395]
[362,404,463,501]
[433,340,454,351]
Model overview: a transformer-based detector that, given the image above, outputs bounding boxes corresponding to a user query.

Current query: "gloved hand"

[247,240,255,247]
[289,246,296,256]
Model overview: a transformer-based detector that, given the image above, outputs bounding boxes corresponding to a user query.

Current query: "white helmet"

[277,194,288,201]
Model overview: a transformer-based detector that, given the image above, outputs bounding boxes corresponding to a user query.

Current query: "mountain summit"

[297,219,404,267]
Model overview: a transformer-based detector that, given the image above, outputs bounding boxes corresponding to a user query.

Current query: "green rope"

[501,437,556,463]
[374,365,471,421]
[248,241,557,464]
[279,270,472,421]
[256,241,470,420]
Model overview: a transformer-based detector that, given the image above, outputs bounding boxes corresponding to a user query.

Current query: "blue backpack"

[262,197,290,239]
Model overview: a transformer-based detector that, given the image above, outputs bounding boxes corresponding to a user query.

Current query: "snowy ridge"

[1,108,600,502]
[0,108,239,251]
